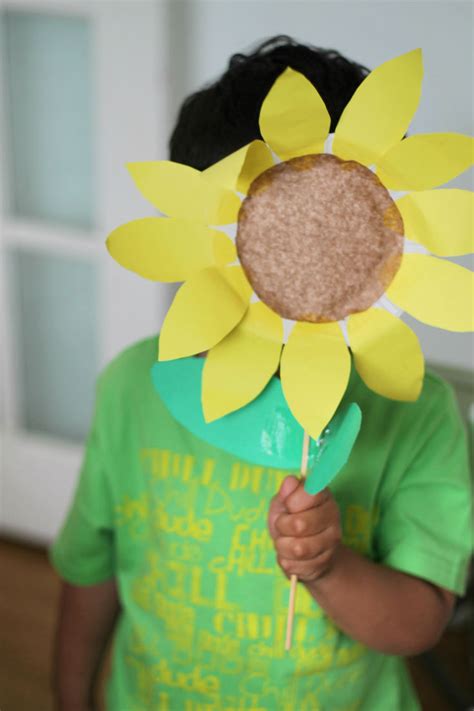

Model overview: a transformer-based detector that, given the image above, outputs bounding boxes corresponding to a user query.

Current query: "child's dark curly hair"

[169,35,370,170]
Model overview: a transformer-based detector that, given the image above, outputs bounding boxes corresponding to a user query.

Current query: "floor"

[0,538,471,711]
[0,537,113,711]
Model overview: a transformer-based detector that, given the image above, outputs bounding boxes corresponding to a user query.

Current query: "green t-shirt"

[51,336,472,711]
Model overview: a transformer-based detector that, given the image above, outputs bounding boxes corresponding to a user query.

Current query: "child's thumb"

[267,476,300,540]
[278,475,300,502]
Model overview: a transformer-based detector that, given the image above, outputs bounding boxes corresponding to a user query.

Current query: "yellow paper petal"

[395,190,474,256]
[127,161,241,224]
[159,266,252,360]
[333,49,423,166]
[203,140,274,194]
[202,302,283,421]
[386,254,474,332]
[106,218,236,281]
[280,322,350,440]
[376,133,474,190]
[259,68,331,160]
[348,308,424,401]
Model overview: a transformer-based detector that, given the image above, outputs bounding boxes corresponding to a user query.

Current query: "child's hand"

[268,475,342,582]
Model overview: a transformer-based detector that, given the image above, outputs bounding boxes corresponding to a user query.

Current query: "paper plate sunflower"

[107,49,473,441]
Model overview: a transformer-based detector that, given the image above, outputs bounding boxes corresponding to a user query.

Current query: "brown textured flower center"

[236,153,404,323]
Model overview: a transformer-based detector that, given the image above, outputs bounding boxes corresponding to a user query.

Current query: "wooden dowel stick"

[285,430,310,651]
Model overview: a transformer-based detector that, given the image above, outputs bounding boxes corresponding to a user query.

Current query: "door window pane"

[3,11,95,229]
[11,251,97,441]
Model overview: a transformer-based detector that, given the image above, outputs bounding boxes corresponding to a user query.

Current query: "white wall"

[168,0,473,371]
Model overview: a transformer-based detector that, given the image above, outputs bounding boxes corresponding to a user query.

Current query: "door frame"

[0,0,173,542]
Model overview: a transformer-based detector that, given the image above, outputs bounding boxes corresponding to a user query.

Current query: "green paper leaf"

[152,358,362,481]
[304,403,362,495]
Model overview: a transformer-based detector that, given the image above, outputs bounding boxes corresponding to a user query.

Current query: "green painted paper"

[152,358,361,489]
[304,402,362,494]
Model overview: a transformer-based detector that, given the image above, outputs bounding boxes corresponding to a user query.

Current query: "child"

[51,37,472,711]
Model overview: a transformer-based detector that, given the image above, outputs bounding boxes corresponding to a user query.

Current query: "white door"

[0,0,173,543]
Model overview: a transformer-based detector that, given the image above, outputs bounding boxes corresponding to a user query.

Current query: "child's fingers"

[272,481,341,582]
[284,481,330,514]
[275,526,339,561]
[275,501,336,537]
[278,549,334,581]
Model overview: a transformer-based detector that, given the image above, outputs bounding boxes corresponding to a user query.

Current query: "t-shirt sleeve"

[50,378,115,586]
[376,377,473,596]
